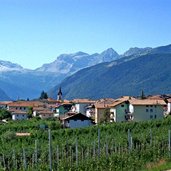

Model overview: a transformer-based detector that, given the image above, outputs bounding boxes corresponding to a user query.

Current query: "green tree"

[0,109,11,120]
[39,90,48,99]
[27,106,33,118]
[101,108,110,123]
[141,90,146,99]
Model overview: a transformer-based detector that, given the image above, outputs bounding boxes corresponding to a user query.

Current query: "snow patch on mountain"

[35,48,120,74]
[0,60,24,72]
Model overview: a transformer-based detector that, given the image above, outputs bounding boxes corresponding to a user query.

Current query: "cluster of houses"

[0,88,171,128]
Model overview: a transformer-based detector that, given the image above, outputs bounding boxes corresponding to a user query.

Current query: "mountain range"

[36,48,120,74]
[49,44,171,99]
[0,44,171,101]
[0,48,120,100]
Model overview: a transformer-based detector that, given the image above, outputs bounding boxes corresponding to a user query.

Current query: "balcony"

[125,113,134,121]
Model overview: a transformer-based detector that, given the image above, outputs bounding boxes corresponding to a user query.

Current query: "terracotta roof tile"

[71,99,95,104]
[147,95,163,100]
[8,101,44,107]
[33,107,47,111]
[108,96,135,107]
[129,99,166,105]
[0,101,13,105]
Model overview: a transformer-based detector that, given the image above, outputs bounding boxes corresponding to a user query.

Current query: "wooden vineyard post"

[106,142,108,157]
[168,130,171,158]
[118,143,121,155]
[70,146,72,167]
[48,129,52,171]
[2,153,6,170]
[150,129,153,146]
[12,149,16,170]
[128,129,132,152]
[75,138,78,167]
[130,136,133,150]
[34,139,38,168]
[98,128,100,157]
[32,153,34,169]
[93,141,96,158]
[81,147,84,163]
[23,148,27,170]
[56,145,59,168]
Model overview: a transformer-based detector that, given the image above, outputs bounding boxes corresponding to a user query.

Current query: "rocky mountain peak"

[100,48,120,62]
[123,47,152,57]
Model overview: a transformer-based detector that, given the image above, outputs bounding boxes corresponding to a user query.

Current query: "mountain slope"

[0,88,10,101]
[49,53,171,99]
[0,71,63,100]
[150,44,171,54]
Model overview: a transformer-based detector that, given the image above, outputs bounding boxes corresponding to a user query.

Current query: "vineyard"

[1,117,171,170]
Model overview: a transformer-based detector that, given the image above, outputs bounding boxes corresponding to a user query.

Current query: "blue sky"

[0,0,171,69]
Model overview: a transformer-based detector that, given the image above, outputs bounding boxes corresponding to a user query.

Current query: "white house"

[129,99,167,121]
[7,101,44,112]
[12,111,28,120]
[165,98,171,116]
[60,113,93,128]
[71,99,95,115]
[0,101,12,109]
[94,98,116,123]
[85,104,95,118]
[109,96,134,123]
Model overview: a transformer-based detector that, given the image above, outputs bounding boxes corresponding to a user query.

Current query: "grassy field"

[142,159,171,171]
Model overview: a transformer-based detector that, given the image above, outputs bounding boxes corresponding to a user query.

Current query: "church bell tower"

[57,87,62,101]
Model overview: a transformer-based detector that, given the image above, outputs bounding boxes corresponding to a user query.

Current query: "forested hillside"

[50,53,171,99]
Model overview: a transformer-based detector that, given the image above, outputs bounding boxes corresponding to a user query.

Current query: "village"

[0,88,171,128]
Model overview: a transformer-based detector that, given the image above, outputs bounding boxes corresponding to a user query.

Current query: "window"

[150,109,153,112]
[154,115,157,119]
[150,105,153,107]
[150,115,153,119]
[121,104,124,107]
[146,105,149,107]
[146,109,149,112]
[155,105,157,108]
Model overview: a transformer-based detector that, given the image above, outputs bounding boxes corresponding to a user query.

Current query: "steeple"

[57,87,62,101]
